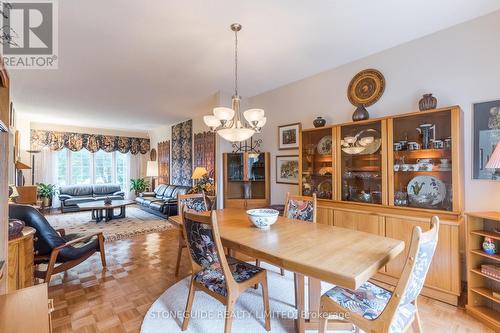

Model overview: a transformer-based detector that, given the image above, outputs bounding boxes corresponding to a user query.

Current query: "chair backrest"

[8,204,66,256]
[178,193,208,212]
[380,216,439,328]
[284,192,317,223]
[181,209,236,287]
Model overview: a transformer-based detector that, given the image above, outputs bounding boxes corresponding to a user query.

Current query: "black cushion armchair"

[9,204,106,282]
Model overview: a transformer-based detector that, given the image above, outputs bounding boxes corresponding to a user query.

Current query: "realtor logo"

[0,0,58,69]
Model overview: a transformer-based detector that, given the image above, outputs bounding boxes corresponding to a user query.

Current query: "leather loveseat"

[59,184,125,213]
[135,184,190,218]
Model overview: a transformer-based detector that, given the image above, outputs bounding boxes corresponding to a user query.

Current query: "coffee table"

[77,200,135,222]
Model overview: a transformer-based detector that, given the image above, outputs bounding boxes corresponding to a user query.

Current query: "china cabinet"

[300,126,336,200]
[299,106,463,305]
[223,152,270,209]
[338,119,387,205]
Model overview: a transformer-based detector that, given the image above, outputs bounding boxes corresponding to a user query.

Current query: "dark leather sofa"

[135,184,190,218]
[59,184,125,213]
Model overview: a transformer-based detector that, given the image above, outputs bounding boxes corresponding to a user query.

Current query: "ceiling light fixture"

[204,23,266,142]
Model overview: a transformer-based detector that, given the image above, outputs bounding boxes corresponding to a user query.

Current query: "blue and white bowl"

[246,209,279,229]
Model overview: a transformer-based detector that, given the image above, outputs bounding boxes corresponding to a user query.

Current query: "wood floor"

[47,229,492,333]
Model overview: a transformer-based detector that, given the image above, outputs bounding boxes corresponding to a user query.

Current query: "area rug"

[46,206,174,241]
[141,263,348,333]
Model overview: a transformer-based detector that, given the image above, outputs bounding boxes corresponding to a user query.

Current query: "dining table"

[168,208,405,332]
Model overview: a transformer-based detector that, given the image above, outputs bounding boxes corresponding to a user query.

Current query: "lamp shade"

[243,108,264,123]
[146,161,158,177]
[486,142,500,169]
[203,115,221,128]
[192,167,208,180]
[15,160,31,170]
[213,107,235,121]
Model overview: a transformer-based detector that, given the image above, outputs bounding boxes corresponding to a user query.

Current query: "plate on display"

[317,135,332,155]
[407,175,446,206]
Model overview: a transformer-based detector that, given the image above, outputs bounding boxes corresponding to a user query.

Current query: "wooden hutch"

[223,152,270,209]
[299,106,463,305]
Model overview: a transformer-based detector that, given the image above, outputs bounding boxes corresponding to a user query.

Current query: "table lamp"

[191,167,208,180]
[486,142,500,179]
[146,161,159,190]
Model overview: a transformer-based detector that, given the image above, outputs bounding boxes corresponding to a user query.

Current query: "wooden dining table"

[169,208,404,332]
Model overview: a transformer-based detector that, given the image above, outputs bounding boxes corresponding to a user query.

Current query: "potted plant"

[37,183,56,208]
[130,178,149,196]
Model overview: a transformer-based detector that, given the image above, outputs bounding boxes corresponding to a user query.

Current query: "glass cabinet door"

[301,128,334,199]
[391,110,453,211]
[226,153,244,181]
[340,121,384,204]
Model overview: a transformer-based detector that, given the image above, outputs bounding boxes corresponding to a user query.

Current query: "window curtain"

[34,149,60,208]
[128,152,147,199]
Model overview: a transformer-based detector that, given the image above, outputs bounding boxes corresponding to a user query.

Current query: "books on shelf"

[481,264,500,279]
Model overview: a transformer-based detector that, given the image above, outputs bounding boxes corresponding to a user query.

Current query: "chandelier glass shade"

[203,23,266,142]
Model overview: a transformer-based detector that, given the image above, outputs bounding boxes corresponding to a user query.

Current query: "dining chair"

[257,192,317,275]
[175,193,208,277]
[318,216,440,333]
[181,209,271,333]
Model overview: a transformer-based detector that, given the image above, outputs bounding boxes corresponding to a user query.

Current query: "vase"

[418,94,437,111]
[242,182,252,199]
[313,117,326,128]
[352,105,369,122]
[483,237,496,255]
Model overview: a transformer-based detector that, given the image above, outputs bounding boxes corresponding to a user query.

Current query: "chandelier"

[203,23,266,142]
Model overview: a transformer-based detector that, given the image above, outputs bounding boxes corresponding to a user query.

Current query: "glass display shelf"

[301,128,334,200]
[340,120,383,205]
[391,110,453,211]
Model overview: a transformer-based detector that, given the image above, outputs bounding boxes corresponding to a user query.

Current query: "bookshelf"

[465,211,500,331]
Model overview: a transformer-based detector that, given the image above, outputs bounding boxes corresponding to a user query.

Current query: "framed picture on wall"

[473,99,500,180]
[276,155,299,184]
[278,123,301,150]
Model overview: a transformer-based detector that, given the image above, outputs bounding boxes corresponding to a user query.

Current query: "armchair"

[9,204,106,283]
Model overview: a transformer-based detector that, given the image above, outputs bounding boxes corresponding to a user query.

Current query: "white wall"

[247,10,500,210]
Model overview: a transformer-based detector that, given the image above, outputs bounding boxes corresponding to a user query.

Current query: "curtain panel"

[171,120,192,186]
[30,129,150,155]
[194,131,215,176]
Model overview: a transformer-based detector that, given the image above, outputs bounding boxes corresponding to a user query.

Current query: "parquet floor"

[47,229,493,333]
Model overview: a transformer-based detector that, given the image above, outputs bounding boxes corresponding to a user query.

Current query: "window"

[56,149,68,186]
[116,152,128,191]
[70,149,92,185]
[94,150,113,184]
[55,149,129,190]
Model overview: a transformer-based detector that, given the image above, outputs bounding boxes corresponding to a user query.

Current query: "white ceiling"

[10,0,500,131]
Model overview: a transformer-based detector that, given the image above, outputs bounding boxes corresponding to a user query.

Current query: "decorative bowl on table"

[246,209,279,229]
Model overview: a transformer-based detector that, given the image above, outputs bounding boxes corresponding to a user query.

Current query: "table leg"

[295,273,306,333]
[105,208,112,222]
[308,277,321,325]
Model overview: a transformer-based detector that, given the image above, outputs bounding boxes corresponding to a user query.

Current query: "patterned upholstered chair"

[318,216,440,333]
[181,210,271,333]
[257,193,317,275]
[175,193,208,277]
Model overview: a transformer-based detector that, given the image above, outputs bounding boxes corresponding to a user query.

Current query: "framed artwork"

[473,99,500,180]
[276,155,299,184]
[278,123,301,150]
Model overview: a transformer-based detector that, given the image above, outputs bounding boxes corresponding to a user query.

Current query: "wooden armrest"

[55,228,65,236]
[55,232,103,250]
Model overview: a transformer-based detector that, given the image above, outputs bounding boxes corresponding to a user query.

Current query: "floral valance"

[30,129,150,155]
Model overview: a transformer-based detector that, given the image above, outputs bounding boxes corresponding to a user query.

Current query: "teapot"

[416,124,436,149]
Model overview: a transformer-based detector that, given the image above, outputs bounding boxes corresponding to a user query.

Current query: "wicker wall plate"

[347,69,385,107]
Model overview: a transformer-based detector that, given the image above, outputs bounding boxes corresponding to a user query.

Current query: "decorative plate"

[317,179,332,194]
[407,175,446,206]
[348,69,386,107]
[317,135,332,155]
